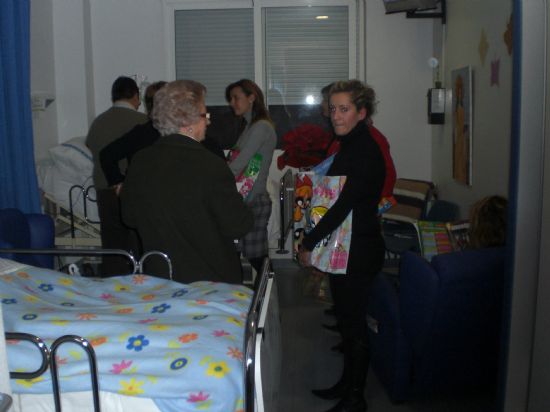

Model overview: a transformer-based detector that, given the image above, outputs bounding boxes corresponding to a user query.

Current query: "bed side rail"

[5,332,50,380]
[50,335,100,412]
[276,169,294,255]
[0,248,139,274]
[138,251,173,280]
[244,258,277,412]
[0,248,174,279]
[5,333,100,412]
[69,184,99,229]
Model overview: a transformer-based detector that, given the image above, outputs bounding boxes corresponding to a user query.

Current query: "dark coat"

[302,121,386,275]
[120,134,254,284]
[100,121,226,187]
[86,106,148,189]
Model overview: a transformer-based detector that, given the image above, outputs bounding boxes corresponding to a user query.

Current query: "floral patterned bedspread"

[0,260,252,412]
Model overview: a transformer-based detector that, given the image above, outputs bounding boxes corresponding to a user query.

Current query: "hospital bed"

[36,137,101,248]
[0,249,280,412]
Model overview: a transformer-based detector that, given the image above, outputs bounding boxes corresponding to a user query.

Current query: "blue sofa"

[367,247,505,402]
[0,208,55,269]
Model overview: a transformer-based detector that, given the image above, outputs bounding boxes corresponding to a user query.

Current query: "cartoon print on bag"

[310,205,332,247]
[294,174,313,222]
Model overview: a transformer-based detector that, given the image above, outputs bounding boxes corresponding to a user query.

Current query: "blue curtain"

[0,0,41,213]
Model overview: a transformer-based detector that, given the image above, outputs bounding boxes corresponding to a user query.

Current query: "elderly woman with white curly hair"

[121,80,254,284]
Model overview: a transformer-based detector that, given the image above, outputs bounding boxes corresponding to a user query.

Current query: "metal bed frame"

[42,184,101,247]
[0,248,173,280]
[244,258,281,412]
[6,333,101,412]
[2,249,146,412]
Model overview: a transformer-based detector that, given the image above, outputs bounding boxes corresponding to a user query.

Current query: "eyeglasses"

[200,112,211,120]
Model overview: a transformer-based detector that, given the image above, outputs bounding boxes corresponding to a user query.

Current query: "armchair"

[0,208,55,269]
[367,247,505,402]
[382,179,437,259]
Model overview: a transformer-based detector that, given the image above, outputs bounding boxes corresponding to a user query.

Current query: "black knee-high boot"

[312,338,353,400]
[323,339,369,412]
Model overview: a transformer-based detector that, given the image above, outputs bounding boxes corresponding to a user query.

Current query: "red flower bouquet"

[277,124,335,170]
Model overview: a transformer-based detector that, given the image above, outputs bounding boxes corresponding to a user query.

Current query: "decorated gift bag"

[293,173,313,259]
[308,174,352,274]
[293,154,336,259]
[233,152,263,200]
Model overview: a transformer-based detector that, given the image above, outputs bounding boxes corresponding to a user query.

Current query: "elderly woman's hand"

[113,183,123,196]
[298,247,312,267]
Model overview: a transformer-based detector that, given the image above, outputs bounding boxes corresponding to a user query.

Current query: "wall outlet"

[31,92,55,111]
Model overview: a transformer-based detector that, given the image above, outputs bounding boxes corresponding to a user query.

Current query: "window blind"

[264,6,349,105]
[175,9,254,106]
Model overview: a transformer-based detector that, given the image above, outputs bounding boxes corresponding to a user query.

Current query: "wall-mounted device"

[383,0,438,13]
[428,82,445,124]
[382,0,446,24]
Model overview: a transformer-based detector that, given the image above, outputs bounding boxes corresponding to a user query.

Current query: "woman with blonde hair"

[225,79,277,275]
[299,80,386,412]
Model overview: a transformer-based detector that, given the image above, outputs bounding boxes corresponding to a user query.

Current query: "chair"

[367,247,505,402]
[0,208,55,269]
[383,178,435,223]
[382,179,436,260]
[425,199,460,222]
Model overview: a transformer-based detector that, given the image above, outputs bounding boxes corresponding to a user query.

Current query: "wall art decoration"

[451,66,473,186]
[479,29,489,66]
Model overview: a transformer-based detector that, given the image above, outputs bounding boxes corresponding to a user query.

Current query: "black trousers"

[329,273,376,342]
[96,189,142,276]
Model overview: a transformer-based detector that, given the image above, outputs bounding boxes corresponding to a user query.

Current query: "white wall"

[366,0,434,181]
[88,0,166,116]
[31,0,167,153]
[30,0,58,162]
[51,0,90,144]
[431,0,513,217]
